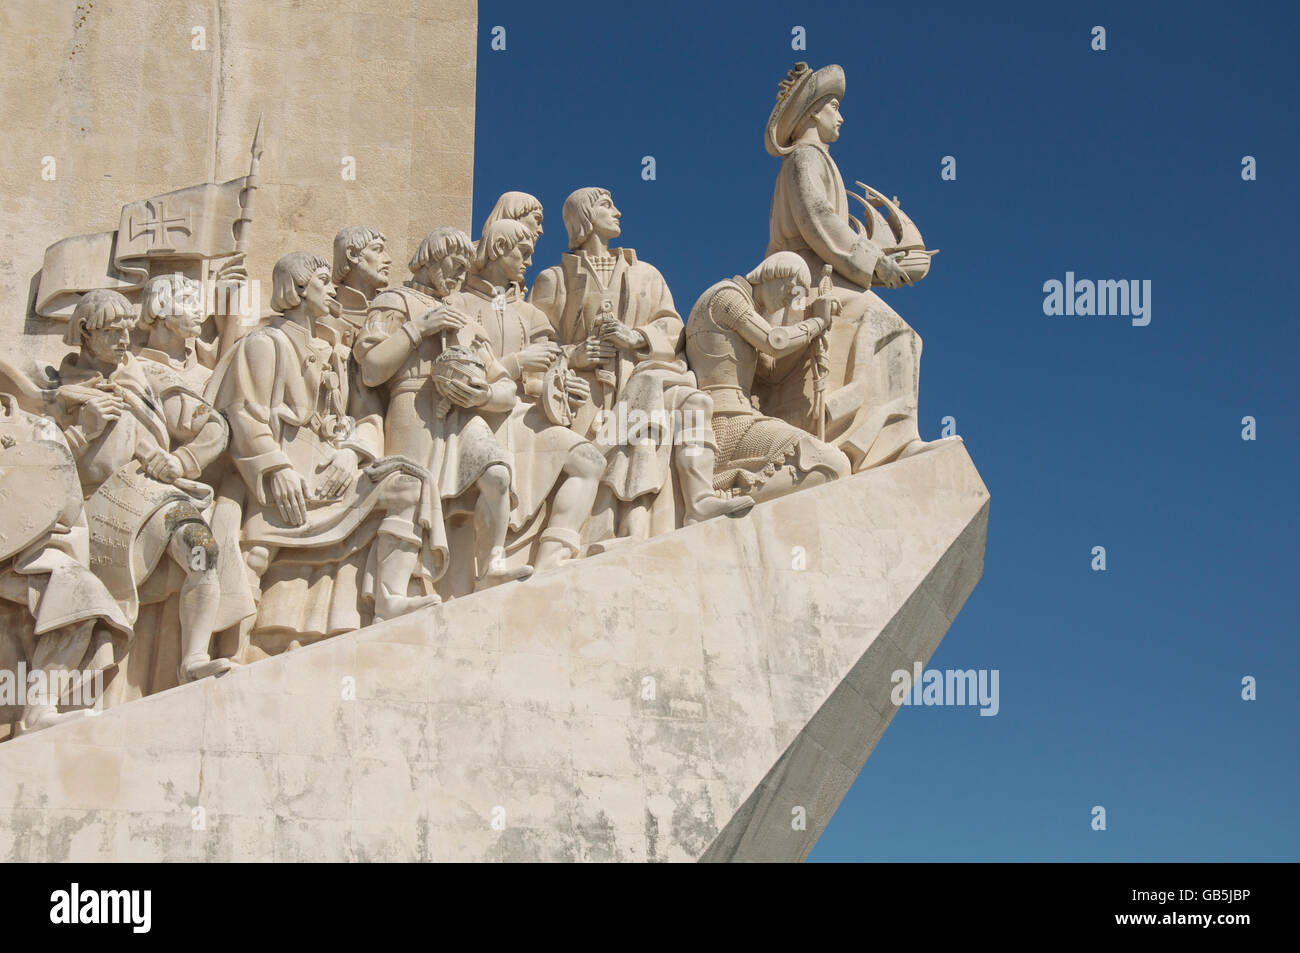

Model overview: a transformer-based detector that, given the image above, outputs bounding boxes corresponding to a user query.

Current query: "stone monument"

[0,27,988,862]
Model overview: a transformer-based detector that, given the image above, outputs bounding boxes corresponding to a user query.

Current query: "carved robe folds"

[208,318,443,644]
[686,278,847,496]
[762,141,924,469]
[49,354,253,699]
[530,249,712,540]
[458,277,593,553]
[358,283,516,506]
[0,396,132,734]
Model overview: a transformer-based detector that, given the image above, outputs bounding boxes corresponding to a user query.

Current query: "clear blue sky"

[472,0,1299,861]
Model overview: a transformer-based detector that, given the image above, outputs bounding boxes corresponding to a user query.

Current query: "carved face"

[809,98,843,143]
[301,266,336,319]
[589,194,621,241]
[84,320,133,366]
[520,209,544,240]
[495,240,532,287]
[350,239,391,294]
[433,253,469,295]
[756,276,803,316]
[160,278,204,339]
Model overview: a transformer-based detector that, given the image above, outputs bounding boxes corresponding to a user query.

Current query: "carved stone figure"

[206,253,442,647]
[51,289,248,684]
[531,187,752,544]
[0,393,132,734]
[356,227,531,593]
[759,62,947,470]
[686,253,851,501]
[460,220,604,571]
[328,225,391,347]
[483,191,545,244]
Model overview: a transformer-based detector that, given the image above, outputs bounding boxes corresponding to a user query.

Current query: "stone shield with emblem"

[0,441,83,563]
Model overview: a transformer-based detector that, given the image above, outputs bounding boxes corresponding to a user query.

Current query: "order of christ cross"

[129,199,193,252]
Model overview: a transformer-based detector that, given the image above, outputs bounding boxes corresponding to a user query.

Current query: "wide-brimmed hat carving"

[764,62,845,157]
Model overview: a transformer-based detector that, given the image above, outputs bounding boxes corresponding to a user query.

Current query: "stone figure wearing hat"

[759,62,951,471]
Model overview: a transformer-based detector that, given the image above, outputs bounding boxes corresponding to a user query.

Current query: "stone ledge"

[0,440,988,862]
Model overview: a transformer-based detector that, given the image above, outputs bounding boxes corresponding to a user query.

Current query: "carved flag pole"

[234,113,264,255]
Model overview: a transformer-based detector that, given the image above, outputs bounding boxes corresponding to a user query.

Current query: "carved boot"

[372,530,442,621]
[177,654,238,684]
[475,545,533,592]
[678,444,755,525]
[373,585,442,622]
[534,527,582,572]
[17,705,93,735]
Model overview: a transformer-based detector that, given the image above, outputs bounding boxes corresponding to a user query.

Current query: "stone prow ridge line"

[0,441,988,863]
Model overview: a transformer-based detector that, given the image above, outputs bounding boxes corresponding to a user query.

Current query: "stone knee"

[165,505,219,577]
[478,462,511,498]
[566,442,607,480]
[244,544,272,579]
[378,472,423,510]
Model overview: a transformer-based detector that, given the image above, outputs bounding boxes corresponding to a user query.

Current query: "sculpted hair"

[746,252,811,288]
[472,219,533,274]
[271,252,330,313]
[66,288,135,346]
[332,226,386,283]
[410,226,474,274]
[483,192,543,231]
[138,273,200,330]
[562,187,610,250]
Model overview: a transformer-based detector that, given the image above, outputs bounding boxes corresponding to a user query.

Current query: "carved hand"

[270,468,310,526]
[415,306,468,338]
[517,341,562,373]
[143,449,185,484]
[78,392,124,439]
[873,254,907,289]
[597,319,644,351]
[316,448,359,501]
[211,254,249,323]
[213,253,248,284]
[570,339,614,369]
[564,374,591,412]
[444,378,491,409]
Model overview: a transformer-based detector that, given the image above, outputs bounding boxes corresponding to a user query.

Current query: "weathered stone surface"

[0,0,477,363]
[0,439,988,861]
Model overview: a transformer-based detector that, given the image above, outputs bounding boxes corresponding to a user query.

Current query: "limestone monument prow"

[0,41,988,864]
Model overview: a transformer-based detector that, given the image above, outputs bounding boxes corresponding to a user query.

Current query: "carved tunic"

[530,248,705,504]
[459,277,591,531]
[686,279,844,493]
[206,317,405,550]
[51,353,249,627]
[768,141,884,289]
[356,281,516,506]
[763,140,924,469]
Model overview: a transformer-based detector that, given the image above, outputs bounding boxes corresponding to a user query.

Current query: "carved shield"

[0,441,83,562]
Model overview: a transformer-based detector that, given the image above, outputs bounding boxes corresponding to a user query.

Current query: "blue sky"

[472,0,1299,860]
